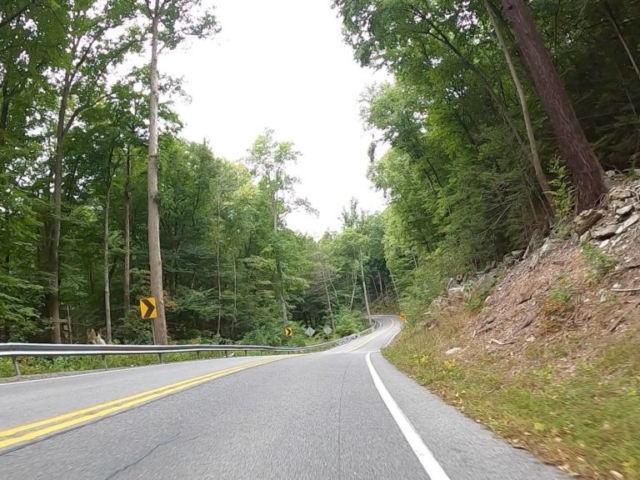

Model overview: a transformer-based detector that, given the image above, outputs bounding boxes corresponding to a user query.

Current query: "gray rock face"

[616,213,639,235]
[591,223,619,240]
[573,209,604,235]
[475,273,496,292]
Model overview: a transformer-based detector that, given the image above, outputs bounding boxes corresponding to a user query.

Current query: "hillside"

[385,176,640,479]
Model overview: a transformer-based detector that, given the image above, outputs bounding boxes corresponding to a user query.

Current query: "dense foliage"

[332,0,640,319]
[0,1,393,344]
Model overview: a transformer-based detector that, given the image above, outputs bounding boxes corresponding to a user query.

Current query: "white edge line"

[366,352,451,480]
[382,320,401,349]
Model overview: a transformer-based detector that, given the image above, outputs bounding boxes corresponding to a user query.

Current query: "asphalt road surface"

[0,315,568,480]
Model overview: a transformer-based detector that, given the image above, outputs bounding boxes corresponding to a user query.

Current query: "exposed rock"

[475,273,496,292]
[591,224,619,240]
[609,187,634,201]
[615,204,634,217]
[616,214,639,235]
[447,286,464,297]
[512,250,525,259]
[573,209,604,235]
[600,239,610,249]
[580,230,591,243]
[539,237,553,257]
[445,347,462,355]
[525,336,535,343]
[504,254,516,267]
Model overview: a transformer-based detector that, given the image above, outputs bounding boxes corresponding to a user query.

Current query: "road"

[0,315,567,480]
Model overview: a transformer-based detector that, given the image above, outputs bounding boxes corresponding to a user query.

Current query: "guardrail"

[0,321,380,377]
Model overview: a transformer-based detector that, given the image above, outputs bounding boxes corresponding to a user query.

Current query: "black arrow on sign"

[142,298,156,318]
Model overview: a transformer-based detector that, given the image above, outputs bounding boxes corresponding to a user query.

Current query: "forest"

[333,0,640,321]
[2,0,639,345]
[0,0,393,345]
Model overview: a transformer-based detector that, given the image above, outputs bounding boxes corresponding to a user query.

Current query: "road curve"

[0,315,567,479]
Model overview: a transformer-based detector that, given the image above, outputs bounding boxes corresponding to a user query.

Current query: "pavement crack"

[103,433,181,480]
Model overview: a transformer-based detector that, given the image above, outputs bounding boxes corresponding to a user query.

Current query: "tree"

[500,0,608,210]
[45,0,141,343]
[245,129,314,325]
[140,0,218,344]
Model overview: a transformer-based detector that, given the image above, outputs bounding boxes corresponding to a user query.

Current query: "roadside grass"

[384,316,640,480]
[0,351,234,379]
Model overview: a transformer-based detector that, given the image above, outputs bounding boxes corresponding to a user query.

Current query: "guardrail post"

[157,353,163,364]
[12,356,20,377]
[101,355,108,370]
[224,350,228,358]
[196,351,201,360]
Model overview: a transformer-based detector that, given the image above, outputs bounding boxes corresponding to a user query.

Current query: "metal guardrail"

[0,321,380,377]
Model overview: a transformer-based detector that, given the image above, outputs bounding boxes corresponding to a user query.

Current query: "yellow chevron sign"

[139,297,157,319]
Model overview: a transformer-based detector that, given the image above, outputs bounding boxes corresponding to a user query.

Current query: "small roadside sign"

[284,326,293,337]
[305,327,315,337]
[399,313,406,322]
[323,325,332,335]
[140,297,157,319]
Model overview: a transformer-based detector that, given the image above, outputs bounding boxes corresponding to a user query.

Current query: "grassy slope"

[385,301,640,479]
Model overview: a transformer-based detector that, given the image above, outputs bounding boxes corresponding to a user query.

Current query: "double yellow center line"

[0,356,286,451]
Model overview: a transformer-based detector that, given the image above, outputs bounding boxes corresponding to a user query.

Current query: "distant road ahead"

[0,316,567,479]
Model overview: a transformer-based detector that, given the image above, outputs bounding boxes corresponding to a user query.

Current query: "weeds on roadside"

[581,243,616,285]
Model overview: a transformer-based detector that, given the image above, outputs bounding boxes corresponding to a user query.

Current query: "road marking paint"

[1,359,269,438]
[366,352,451,480]
[0,356,287,450]
[382,322,402,349]
[341,318,395,353]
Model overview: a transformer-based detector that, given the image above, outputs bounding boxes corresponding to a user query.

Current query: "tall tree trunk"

[277,259,287,324]
[371,274,380,300]
[320,264,335,332]
[231,257,237,337]
[483,0,554,215]
[272,193,287,325]
[359,248,372,325]
[0,75,9,154]
[104,185,112,343]
[216,201,222,336]
[602,0,640,84]
[147,5,167,344]
[123,143,131,313]
[48,78,70,344]
[501,0,607,210]
[349,269,357,310]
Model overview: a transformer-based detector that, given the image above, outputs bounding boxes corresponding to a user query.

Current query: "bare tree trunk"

[104,185,112,343]
[123,143,131,313]
[47,77,70,344]
[277,260,287,324]
[501,0,607,210]
[602,0,640,83]
[371,274,380,300]
[349,269,357,310]
[359,248,372,325]
[483,0,554,214]
[147,4,167,344]
[231,257,237,336]
[320,264,335,332]
[216,194,222,336]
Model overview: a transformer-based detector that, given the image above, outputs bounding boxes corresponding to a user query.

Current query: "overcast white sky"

[159,0,390,237]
